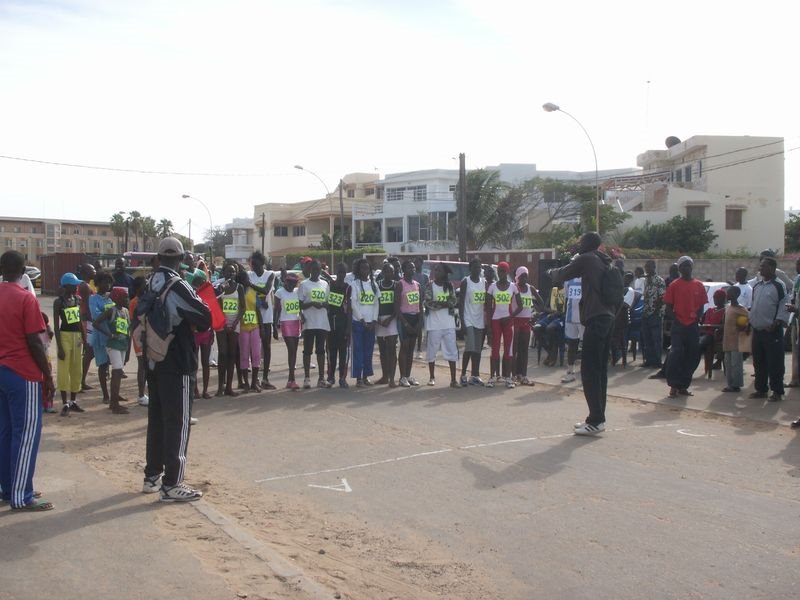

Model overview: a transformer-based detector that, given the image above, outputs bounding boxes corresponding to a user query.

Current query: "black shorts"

[400,313,420,340]
[303,329,327,355]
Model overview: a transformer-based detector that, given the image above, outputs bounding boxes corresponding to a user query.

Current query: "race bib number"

[222,298,239,314]
[284,299,300,315]
[435,292,449,303]
[242,310,257,325]
[328,291,344,307]
[406,290,420,305]
[567,285,582,299]
[472,291,485,304]
[104,302,115,312]
[380,290,394,304]
[359,291,375,304]
[115,317,129,335]
[521,295,533,309]
[64,306,80,325]
[495,291,511,305]
[310,288,327,302]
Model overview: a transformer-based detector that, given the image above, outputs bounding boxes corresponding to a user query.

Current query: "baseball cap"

[157,237,185,257]
[497,261,510,272]
[60,272,82,287]
[677,255,693,267]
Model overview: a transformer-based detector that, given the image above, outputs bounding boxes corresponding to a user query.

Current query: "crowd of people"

[2,233,800,511]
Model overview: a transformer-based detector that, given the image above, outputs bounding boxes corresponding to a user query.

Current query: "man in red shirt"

[663,255,707,397]
[0,250,55,511]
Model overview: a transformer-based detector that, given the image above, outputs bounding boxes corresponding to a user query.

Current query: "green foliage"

[319,228,351,250]
[283,247,384,270]
[615,217,717,254]
[785,214,800,252]
[357,222,381,245]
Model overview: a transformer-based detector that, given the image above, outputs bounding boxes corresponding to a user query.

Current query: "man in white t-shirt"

[298,260,331,389]
[248,251,276,389]
[423,263,458,387]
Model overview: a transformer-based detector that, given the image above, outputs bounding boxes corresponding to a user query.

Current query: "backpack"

[599,264,625,307]
[135,275,182,362]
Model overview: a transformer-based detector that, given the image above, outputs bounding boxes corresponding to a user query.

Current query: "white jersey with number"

[462,276,486,328]
[487,282,517,320]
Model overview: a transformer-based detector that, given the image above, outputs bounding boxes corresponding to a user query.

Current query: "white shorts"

[564,322,584,341]
[376,318,398,338]
[427,329,458,362]
[108,348,125,370]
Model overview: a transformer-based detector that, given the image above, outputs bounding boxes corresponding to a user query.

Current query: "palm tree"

[110,213,126,253]
[141,216,157,251]
[156,218,174,239]
[128,210,142,250]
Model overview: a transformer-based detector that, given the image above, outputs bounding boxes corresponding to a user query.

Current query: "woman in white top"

[485,261,518,388]
[248,251,276,390]
[424,263,459,387]
[512,266,544,385]
[350,258,379,386]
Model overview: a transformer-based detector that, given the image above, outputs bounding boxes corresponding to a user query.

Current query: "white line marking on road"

[308,478,352,493]
[677,428,716,437]
[255,424,679,484]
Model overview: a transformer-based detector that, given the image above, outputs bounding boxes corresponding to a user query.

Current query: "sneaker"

[484,379,494,388]
[339,378,349,389]
[450,381,460,388]
[262,381,276,390]
[769,393,784,402]
[415,352,422,359]
[317,378,331,388]
[574,422,605,436]
[159,483,203,503]
[460,374,468,387]
[561,372,576,383]
[303,377,311,389]
[469,376,485,386]
[189,417,198,425]
[505,377,515,389]
[69,402,85,413]
[142,474,162,494]
[399,377,411,387]
[287,381,300,390]
[494,375,503,384]
[310,362,317,369]
[408,376,420,386]
[427,379,436,386]
[60,404,70,417]
[209,360,218,367]
[356,379,366,388]
[138,394,149,407]
[362,378,374,386]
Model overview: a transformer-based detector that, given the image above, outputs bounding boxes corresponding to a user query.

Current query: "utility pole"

[339,179,345,265]
[458,153,467,260]
[260,212,265,255]
[188,218,192,251]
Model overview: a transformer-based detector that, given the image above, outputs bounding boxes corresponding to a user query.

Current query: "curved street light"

[294,165,337,269]
[182,194,214,263]
[543,102,602,233]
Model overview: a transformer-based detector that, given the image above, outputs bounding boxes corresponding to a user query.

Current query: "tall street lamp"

[294,165,339,269]
[181,194,214,263]
[542,102,601,233]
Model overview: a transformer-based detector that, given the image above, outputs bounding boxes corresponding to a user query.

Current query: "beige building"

[0,216,116,265]
[253,173,380,265]
[607,135,784,253]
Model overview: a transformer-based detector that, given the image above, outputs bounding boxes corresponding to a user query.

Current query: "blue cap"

[60,272,82,286]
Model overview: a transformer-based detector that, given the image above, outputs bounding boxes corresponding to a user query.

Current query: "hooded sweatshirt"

[548,250,616,325]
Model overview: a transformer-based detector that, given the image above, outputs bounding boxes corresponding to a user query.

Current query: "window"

[273,226,288,237]
[686,206,706,221]
[93,241,101,249]
[31,226,37,234]
[5,239,12,247]
[101,230,107,236]
[684,166,692,182]
[72,228,80,235]
[64,240,73,249]
[106,241,113,249]
[365,187,375,196]
[697,160,702,178]
[674,169,682,183]
[13,226,21,233]
[386,185,427,202]
[292,225,306,237]
[80,241,87,250]
[87,229,95,236]
[347,189,355,198]
[18,241,26,248]
[407,212,456,241]
[449,184,456,192]
[36,240,43,248]
[725,208,743,230]
[387,224,403,242]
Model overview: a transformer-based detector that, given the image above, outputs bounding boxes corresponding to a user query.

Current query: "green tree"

[140,216,157,251]
[619,217,717,253]
[460,168,506,250]
[785,214,800,252]
[206,226,231,259]
[128,210,142,250]
[156,218,174,239]
[110,213,126,253]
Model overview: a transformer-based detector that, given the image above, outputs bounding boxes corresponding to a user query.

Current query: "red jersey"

[0,281,46,381]
[664,278,707,326]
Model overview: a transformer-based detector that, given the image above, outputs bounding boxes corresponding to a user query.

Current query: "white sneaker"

[427,379,436,386]
[303,377,311,389]
[415,352,422,359]
[399,377,411,387]
[573,422,605,436]
[190,417,198,425]
[484,379,494,388]
[142,474,162,494]
[408,376,420,386]
[561,372,576,383]
[138,394,149,407]
[159,483,203,503]
[459,374,468,387]
[505,377,516,389]
[469,376,485,386]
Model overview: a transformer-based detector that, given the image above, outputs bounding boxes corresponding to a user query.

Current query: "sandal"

[11,499,54,512]
[0,490,41,504]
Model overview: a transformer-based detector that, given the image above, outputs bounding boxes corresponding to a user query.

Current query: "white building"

[224,218,255,262]
[607,135,784,253]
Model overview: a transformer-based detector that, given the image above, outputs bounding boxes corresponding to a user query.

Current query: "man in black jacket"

[548,232,616,435]
[140,237,211,502]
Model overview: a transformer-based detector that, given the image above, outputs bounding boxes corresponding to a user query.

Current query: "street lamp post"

[294,165,337,270]
[181,194,214,263]
[542,102,601,233]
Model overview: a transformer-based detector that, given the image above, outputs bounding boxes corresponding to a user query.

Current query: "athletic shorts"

[280,320,301,339]
[376,318,398,338]
[464,326,485,353]
[427,329,458,362]
[108,348,125,370]
[303,329,326,355]
[400,313,420,340]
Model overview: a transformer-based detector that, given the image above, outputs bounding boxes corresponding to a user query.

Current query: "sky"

[1,0,798,242]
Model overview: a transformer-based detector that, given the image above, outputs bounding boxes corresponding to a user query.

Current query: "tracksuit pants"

[351,320,375,380]
[752,327,785,395]
[580,315,613,426]
[145,365,193,487]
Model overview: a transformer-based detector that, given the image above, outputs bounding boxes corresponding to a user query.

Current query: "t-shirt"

[734,282,753,310]
[275,287,301,322]
[298,279,330,331]
[564,277,582,324]
[664,278,707,326]
[700,306,725,337]
[462,276,486,328]
[0,281,46,381]
[425,282,456,331]
[488,282,518,320]
[248,269,274,324]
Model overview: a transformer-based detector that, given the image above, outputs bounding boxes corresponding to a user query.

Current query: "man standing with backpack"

[139,238,211,502]
[547,232,618,435]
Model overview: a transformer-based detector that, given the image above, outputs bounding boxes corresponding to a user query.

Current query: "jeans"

[666,321,700,390]
[580,315,613,426]
[752,327,785,395]
[641,313,663,367]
